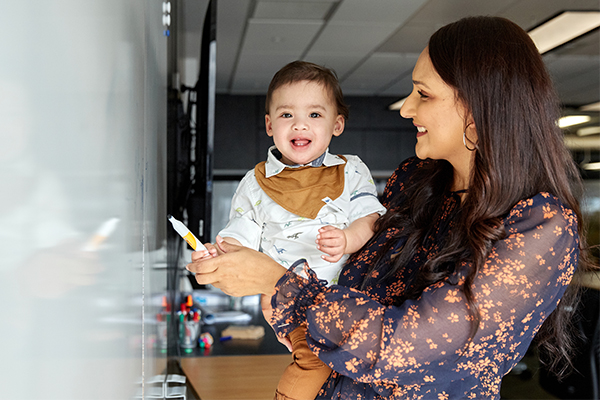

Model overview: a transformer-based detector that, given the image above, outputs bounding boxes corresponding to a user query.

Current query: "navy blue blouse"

[271,157,579,399]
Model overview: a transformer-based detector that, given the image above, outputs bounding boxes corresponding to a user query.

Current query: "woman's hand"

[191,242,219,261]
[186,237,287,297]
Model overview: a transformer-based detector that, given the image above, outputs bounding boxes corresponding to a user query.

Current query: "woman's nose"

[400,93,415,119]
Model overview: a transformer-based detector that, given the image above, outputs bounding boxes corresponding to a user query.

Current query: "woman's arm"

[188,238,287,297]
[270,193,579,387]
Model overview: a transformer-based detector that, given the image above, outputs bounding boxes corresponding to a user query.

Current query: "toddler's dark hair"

[265,60,349,121]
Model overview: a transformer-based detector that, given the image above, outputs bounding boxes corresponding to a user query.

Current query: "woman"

[188,16,594,399]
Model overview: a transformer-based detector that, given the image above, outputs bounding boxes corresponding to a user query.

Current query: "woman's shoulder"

[504,192,578,236]
[382,157,431,196]
[396,156,430,172]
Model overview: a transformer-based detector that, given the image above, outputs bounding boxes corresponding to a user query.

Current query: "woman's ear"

[333,114,345,137]
[265,114,273,137]
[463,117,478,150]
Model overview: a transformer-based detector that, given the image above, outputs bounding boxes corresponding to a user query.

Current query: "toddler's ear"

[333,114,345,137]
[265,114,273,137]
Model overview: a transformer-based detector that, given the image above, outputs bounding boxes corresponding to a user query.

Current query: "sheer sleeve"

[270,192,579,392]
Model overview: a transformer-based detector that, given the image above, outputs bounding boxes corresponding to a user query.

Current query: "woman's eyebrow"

[412,80,431,89]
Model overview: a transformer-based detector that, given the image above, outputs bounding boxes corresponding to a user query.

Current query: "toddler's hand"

[316,225,347,263]
[191,242,218,261]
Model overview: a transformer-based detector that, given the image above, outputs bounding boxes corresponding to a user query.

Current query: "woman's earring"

[463,131,477,151]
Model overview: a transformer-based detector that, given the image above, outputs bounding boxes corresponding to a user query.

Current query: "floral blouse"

[271,157,579,400]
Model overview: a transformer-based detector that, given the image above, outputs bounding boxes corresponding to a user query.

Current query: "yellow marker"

[168,215,207,251]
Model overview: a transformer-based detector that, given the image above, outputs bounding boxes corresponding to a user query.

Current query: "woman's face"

[400,48,475,169]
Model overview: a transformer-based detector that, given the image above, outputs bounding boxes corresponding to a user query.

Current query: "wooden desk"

[181,354,291,400]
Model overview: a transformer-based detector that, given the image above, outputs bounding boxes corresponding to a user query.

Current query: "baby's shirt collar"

[264,145,345,178]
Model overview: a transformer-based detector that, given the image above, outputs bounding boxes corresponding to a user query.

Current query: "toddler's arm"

[316,212,379,263]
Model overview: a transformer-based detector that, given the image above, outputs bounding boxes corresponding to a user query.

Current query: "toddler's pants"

[274,324,332,400]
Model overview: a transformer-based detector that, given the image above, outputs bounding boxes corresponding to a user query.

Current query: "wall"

[0,1,168,398]
[213,94,417,176]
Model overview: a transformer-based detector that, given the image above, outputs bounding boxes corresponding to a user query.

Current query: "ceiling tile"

[307,22,398,54]
[405,0,511,26]
[230,53,301,93]
[331,0,425,23]
[215,0,253,92]
[242,19,323,53]
[377,0,513,53]
[341,52,419,94]
[545,54,600,106]
[196,0,600,105]
[231,18,324,92]
[254,1,335,20]
[302,52,366,78]
[379,73,413,97]
[551,29,600,57]
[377,25,432,53]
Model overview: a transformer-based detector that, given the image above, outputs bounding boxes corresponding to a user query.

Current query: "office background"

[0,0,597,399]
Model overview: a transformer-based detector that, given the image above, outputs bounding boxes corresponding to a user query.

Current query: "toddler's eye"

[281,113,292,118]
[310,112,321,118]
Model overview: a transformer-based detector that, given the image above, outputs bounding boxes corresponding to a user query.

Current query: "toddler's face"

[265,80,344,165]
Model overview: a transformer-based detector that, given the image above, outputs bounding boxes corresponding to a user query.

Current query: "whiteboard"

[0,1,168,398]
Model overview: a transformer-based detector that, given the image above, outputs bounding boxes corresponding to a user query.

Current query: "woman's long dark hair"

[369,16,594,377]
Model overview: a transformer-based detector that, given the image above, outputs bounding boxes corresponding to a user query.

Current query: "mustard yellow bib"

[254,156,347,219]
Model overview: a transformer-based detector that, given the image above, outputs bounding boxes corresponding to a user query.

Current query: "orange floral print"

[270,158,579,400]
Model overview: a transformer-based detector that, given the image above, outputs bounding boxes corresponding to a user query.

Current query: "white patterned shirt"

[219,146,386,284]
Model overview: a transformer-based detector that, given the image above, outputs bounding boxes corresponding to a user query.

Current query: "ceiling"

[178,0,599,108]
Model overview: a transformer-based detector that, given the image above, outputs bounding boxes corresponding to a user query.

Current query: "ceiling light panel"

[564,135,600,150]
[549,28,599,56]
[581,102,600,112]
[529,11,600,54]
[500,0,599,27]
[558,115,591,128]
[254,1,335,20]
[578,126,600,136]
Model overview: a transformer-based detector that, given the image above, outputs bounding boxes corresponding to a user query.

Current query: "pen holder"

[179,319,201,349]
[157,320,168,349]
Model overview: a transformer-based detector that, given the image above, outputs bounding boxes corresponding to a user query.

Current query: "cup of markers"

[157,296,170,350]
[179,295,202,349]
